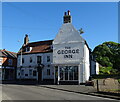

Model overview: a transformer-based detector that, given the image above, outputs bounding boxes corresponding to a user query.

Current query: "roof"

[18,40,53,55]
[0,49,17,58]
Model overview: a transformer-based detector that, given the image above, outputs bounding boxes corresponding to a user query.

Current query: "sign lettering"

[56,47,79,59]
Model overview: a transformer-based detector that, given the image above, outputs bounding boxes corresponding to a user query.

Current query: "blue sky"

[2,2,118,52]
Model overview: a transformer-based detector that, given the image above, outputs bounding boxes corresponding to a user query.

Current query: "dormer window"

[27,47,30,52]
[26,47,32,52]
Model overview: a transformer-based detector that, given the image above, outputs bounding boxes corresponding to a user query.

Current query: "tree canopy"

[92,41,120,74]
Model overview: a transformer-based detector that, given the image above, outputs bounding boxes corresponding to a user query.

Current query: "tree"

[92,41,120,73]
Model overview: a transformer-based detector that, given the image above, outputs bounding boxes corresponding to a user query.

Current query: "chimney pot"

[68,10,70,15]
[64,12,67,16]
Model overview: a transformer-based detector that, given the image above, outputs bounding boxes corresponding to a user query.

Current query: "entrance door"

[38,68,42,82]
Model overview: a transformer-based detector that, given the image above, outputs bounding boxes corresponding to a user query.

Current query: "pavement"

[38,84,120,100]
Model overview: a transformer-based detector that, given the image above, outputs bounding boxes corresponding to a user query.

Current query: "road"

[1,84,119,101]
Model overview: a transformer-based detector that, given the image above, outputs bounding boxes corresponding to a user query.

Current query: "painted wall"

[17,52,54,80]
[53,42,84,65]
[83,44,90,82]
[91,60,99,75]
[53,23,84,65]
[53,23,91,83]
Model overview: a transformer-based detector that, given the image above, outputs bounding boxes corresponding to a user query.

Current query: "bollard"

[97,79,99,92]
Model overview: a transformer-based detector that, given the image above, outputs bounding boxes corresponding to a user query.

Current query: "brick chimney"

[24,34,29,45]
[63,10,72,23]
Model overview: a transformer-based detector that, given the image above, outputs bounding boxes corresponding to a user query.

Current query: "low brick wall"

[93,78,120,93]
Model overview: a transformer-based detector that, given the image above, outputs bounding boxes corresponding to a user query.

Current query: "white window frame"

[47,69,50,76]
[47,56,50,62]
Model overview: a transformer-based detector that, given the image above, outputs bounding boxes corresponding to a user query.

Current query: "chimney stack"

[63,10,72,24]
[24,34,29,45]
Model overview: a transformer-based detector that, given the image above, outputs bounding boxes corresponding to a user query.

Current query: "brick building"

[0,49,17,80]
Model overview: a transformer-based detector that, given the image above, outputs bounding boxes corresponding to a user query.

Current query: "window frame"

[47,56,50,62]
[37,56,42,64]
[47,69,50,76]
[30,57,32,63]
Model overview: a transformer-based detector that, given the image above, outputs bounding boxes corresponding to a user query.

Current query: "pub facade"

[53,10,96,84]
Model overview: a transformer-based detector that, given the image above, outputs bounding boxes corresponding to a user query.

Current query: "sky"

[2,2,118,53]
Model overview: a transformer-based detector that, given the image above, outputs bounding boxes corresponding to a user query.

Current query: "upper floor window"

[37,56,42,64]
[47,56,50,62]
[30,57,32,63]
[8,59,13,66]
[22,58,24,64]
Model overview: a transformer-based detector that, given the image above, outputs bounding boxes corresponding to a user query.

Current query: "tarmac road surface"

[1,84,119,101]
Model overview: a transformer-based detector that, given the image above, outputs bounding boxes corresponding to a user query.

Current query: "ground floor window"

[29,69,32,76]
[47,69,50,76]
[21,70,24,76]
[33,70,37,76]
[60,66,78,81]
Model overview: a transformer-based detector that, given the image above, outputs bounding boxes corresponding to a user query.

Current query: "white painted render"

[91,60,99,75]
[83,44,90,82]
[53,23,91,83]
[17,52,54,80]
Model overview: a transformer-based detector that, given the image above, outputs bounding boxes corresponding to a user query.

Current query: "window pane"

[33,71,37,76]
[65,66,68,80]
[30,57,32,63]
[37,56,41,64]
[60,67,64,80]
[29,69,32,76]
[47,56,50,62]
[69,66,73,80]
[21,70,24,76]
[22,58,24,63]
[47,69,50,75]
[74,66,78,80]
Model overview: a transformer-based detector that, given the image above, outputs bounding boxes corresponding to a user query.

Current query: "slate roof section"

[18,40,53,55]
[0,49,17,58]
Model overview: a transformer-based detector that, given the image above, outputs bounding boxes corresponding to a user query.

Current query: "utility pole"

[20,47,22,81]
[18,40,22,82]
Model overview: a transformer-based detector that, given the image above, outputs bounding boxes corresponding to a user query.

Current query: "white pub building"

[17,10,99,84]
